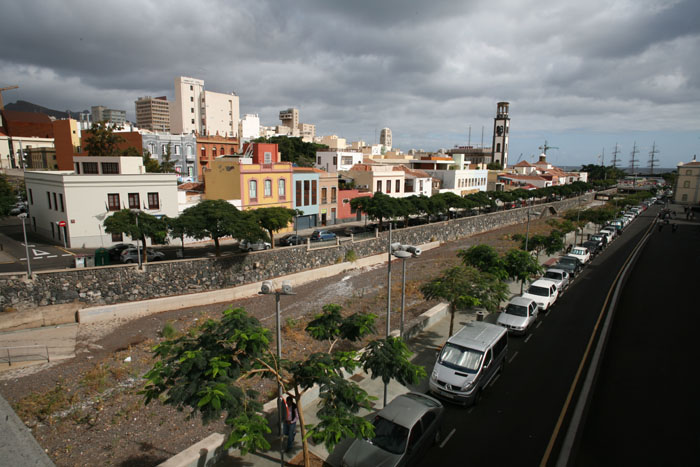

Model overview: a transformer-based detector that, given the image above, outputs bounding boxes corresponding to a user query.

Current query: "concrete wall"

[0,196,590,311]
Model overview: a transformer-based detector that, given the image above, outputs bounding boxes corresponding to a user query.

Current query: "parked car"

[341,392,444,467]
[120,247,165,263]
[310,229,337,241]
[429,321,508,406]
[541,268,570,291]
[582,240,601,256]
[9,202,27,216]
[497,296,539,335]
[552,255,583,278]
[279,234,305,246]
[343,225,368,236]
[568,246,591,265]
[589,233,608,248]
[239,239,271,251]
[522,279,559,312]
[599,228,616,242]
[107,243,135,261]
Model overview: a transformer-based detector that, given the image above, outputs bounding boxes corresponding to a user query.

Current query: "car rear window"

[505,303,529,317]
[527,285,550,297]
[544,271,562,281]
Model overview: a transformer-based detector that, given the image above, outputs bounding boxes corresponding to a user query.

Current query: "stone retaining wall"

[0,196,589,311]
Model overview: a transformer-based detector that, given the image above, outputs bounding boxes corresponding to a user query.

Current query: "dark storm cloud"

[0,0,698,163]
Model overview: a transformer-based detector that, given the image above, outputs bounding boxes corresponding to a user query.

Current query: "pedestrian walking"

[282,395,299,453]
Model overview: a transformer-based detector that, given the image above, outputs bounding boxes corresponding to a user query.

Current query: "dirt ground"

[0,218,557,467]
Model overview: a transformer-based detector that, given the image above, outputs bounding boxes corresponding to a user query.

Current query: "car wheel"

[125,259,133,264]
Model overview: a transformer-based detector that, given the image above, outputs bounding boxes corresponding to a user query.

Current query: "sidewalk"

[169,223,602,467]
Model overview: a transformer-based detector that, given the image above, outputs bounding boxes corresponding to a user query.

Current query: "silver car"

[497,296,538,335]
[120,247,165,263]
[239,239,271,251]
[542,268,570,291]
[341,392,444,467]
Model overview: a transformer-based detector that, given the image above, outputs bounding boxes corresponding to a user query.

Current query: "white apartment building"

[239,114,261,141]
[425,168,488,196]
[380,127,392,150]
[345,163,406,197]
[23,155,178,248]
[316,151,364,172]
[171,76,239,137]
[316,135,347,150]
[395,166,432,197]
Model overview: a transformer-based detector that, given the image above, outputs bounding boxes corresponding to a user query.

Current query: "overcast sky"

[1,0,698,168]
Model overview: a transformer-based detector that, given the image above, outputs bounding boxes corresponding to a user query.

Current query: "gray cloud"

[0,0,698,166]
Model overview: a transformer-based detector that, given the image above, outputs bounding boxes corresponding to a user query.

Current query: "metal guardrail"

[0,345,50,366]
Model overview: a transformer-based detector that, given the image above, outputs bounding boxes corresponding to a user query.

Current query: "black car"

[342,225,368,236]
[582,240,601,256]
[279,234,305,246]
[107,243,135,261]
[552,255,583,278]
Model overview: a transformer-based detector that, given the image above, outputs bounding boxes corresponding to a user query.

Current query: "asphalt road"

[425,205,661,467]
[573,212,700,466]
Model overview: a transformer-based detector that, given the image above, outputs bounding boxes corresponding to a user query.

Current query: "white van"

[429,321,508,406]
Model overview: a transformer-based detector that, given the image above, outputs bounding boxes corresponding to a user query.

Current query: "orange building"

[196,135,240,179]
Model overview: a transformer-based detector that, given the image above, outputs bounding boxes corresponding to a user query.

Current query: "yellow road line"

[539,219,655,467]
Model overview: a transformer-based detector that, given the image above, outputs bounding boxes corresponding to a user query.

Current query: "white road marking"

[61,254,72,257]
[46,255,57,258]
[508,351,519,364]
[525,334,533,343]
[536,321,543,328]
[439,428,456,448]
[490,374,501,387]
[32,248,50,257]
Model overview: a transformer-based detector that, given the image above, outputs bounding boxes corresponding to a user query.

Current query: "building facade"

[196,135,240,179]
[491,101,510,168]
[170,76,239,137]
[141,133,198,182]
[23,155,178,248]
[292,167,320,229]
[674,160,700,206]
[135,96,171,132]
[239,114,260,142]
[91,106,127,127]
[318,170,338,225]
[316,151,364,172]
[425,168,488,195]
[380,127,392,150]
[345,163,406,197]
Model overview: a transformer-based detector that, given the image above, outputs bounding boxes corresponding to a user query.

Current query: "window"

[186,145,193,156]
[264,179,272,197]
[321,187,327,203]
[377,180,383,192]
[483,349,493,367]
[59,194,64,212]
[189,85,193,91]
[331,187,337,203]
[83,162,99,174]
[683,181,690,188]
[387,179,391,193]
[682,194,688,201]
[333,156,337,166]
[264,152,272,164]
[29,189,33,204]
[128,193,140,209]
[191,108,195,113]
[304,180,310,206]
[278,179,286,199]
[101,162,119,174]
[148,193,159,209]
[75,162,81,174]
[53,193,57,210]
[47,191,52,210]
[317,156,321,164]
[419,180,424,192]
[112,232,123,242]
[311,180,317,204]
[249,180,257,201]
[107,193,120,211]
[686,170,692,175]
[174,145,180,155]
[396,180,400,192]
[220,146,225,156]
[341,156,353,165]
[496,143,501,153]
[190,96,194,102]
[201,147,206,159]
[191,119,195,124]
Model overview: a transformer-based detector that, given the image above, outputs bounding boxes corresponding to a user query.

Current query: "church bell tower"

[491,102,510,168]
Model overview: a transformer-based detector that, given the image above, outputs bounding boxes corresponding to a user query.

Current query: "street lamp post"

[19,213,31,278]
[130,210,142,269]
[259,280,295,467]
[392,250,412,338]
[384,222,392,407]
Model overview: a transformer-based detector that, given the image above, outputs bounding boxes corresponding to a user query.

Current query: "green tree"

[160,144,176,173]
[0,175,16,217]
[250,207,299,248]
[142,305,424,467]
[457,244,507,280]
[503,248,543,294]
[83,121,125,157]
[178,200,265,256]
[421,266,508,337]
[142,150,161,173]
[103,210,168,262]
[487,162,503,170]
[350,192,398,229]
[251,136,329,167]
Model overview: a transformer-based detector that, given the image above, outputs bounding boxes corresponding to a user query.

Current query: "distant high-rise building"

[91,105,126,127]
[135,96,171,132]
[491,102,510,168]
[279,108,299,134]
[239,113,261,141]
[171,76,239,137]
[380,128,392,150]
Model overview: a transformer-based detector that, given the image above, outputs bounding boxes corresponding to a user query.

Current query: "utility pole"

[467,125,471,147]
[0,85,19,110]
[610,143,620,168]
[600,147,605,166]
[648,142,660,176]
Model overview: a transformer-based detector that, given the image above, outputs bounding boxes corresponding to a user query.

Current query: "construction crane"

[0,85,19,110]
[538,140,558,156]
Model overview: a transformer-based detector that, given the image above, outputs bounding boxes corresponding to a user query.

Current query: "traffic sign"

[58,221,67,227]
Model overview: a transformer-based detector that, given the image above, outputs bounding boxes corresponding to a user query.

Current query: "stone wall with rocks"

[0,196,590,310]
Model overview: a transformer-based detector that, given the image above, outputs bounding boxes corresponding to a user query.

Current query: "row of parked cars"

[340,201,656,467]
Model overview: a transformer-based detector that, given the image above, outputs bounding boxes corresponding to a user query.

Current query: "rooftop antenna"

[481,125,484,148]
[610,143,620,168]
[538,140,558,156]
[648,142,659,176]
[600,147,605,166]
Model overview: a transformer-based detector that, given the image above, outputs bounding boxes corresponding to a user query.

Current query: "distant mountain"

[4,100,88,120]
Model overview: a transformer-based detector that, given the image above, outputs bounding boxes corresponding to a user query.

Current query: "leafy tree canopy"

[249,206,300,248]
[103,210,168,261]
[83,121,126,157]
[252,136,328,167]
[0,175,17,217]
[458,244,507,280]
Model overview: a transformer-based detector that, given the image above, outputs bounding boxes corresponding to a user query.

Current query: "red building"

[197,135,240,179]
[0,110,54,138]
[337,189,372,222]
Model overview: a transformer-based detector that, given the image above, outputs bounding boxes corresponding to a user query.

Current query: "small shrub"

[161,322,177,339]
[81,364,109,393]
[285,317,298,329]
[344,250,357,263]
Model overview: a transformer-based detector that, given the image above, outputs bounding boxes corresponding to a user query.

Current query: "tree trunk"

[214,237,221,256]
[448,305,456,337]
[294,386,310,467]
[268,229,275,249]
[141,235,148,263]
